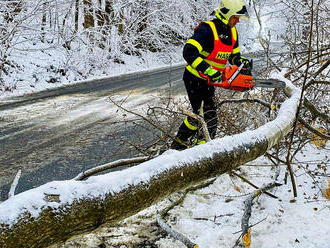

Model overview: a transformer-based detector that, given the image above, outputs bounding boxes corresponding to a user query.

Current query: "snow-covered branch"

[0,77,300,248]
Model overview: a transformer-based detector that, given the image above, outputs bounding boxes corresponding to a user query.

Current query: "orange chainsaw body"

[221,65,254,91]
[201,65,254,92]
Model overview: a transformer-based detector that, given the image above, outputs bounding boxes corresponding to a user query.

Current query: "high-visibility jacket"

[185,21,238,79]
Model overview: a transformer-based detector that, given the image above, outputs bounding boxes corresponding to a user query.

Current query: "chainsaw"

[200,60,286,91]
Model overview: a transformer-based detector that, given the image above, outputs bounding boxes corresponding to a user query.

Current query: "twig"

[156,217,198,248]
[284,52,330,78]
[252,0,281,72]
[304,80,330,91]
[285,0,315,198]
[298,117,330,140]
[218,98,273,109]
[312,58,330,78]
[231,171,278,199]
[178,107,211,142]
[241,182,282,239]
[303,98,330,123]
[160,178,217,218]
[157,178,216,248]
[233,217,268,235]
[74,156,151,181]
[108,97,188,148]
[232,218,267,248]
[8,170,22,199]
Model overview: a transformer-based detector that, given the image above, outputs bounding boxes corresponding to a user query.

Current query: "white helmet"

[215,0,249,22]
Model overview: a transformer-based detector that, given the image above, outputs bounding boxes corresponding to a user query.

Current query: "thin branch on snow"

[157,217,198,248]
[8,170,22,199]
[74,156,152,181]
[240,182,282,246]
[230,171,278,199]
[298,117,330,140]
[157,178,216,248]
[304,97,330,124]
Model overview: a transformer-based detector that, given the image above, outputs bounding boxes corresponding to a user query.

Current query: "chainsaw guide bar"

[254,78,286,89]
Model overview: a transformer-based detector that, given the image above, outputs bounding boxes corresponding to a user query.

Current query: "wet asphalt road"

[0,65,186,201]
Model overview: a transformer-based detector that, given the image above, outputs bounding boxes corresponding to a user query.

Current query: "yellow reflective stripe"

[233,47,240,54]
[187,39,209,58]
[205,21,219,41]
[232,27,237,41]
[201,51,210,57]
[194,139,206,145]
[215,13,229,25]
[205,59,226,69]
[191,57,204,69]
[186,39,203,53]
[184,117,198,131]
[186,65,203,78]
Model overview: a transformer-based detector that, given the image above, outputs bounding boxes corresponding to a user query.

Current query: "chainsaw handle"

[200,73,225,87]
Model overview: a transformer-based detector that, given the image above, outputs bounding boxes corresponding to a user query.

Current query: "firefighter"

[171,0,252,150]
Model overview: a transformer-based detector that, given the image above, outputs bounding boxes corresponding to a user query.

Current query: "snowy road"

[0,65,185,200]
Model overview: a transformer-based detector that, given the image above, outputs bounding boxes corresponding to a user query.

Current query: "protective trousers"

[172,76,218,149]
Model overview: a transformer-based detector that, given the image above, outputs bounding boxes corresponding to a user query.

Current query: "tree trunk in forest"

[75,0,80,32]
[3,0,22,23]
[41,2,47,42]
[0,83,300,248]
[97,0,114,28]
[83,0,94,29]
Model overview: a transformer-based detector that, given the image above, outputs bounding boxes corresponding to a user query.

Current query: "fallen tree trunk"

[0,76,300,248]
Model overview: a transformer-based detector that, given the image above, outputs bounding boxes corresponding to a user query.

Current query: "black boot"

[170,121,196,150]
[170,139,188,150]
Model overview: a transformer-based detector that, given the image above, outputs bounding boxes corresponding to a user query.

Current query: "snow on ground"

[0,47,184,100]
[52,143,329,248]
[168,144,329,248]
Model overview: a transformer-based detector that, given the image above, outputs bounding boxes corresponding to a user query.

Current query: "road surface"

[0,65,186,201]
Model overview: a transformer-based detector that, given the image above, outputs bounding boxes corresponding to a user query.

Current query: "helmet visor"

[235,5,249,20]
[234,14,249,20]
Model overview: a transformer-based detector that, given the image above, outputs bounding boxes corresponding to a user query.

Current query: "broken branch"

[241,182,282,240]
[8,170,22,199]
[74,156,151,181]
[178,107,211,142]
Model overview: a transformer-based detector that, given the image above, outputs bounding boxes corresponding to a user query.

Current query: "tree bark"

[83,0,94,29]
[0,139,268,248]
[74,0,80,32]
